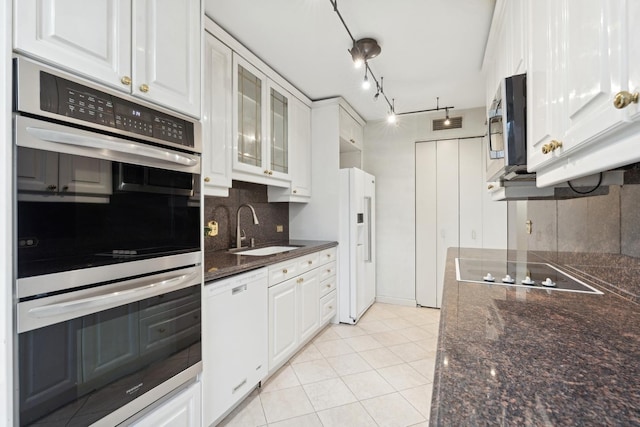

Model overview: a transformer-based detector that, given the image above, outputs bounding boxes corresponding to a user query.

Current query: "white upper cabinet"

[527,0,640,186]
[14,0,201,118]
[526,0,563,171]
[202,32,232,196]
[339,107,364,151]
[268,95,312,202]
[132,0,201,117]
[14,0,131,90]
[232,53,290,187]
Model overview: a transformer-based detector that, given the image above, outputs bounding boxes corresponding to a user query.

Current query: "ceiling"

[204,0,496,122]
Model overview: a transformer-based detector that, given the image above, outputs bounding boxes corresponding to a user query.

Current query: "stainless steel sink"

[231,246,301,256]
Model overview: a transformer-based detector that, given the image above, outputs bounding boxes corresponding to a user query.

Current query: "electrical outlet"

[276,225,284,233]
[206,221,218,237]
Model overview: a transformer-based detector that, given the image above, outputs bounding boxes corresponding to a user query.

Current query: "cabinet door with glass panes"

[232,54,290,186]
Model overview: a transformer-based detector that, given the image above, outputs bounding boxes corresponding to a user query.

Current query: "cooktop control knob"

[483,273,495,282]
[521,276,536,285]
[502,274,515,284]
[541,278,557,287]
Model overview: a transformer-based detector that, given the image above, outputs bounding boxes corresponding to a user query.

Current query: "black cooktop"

[455,258,603,294]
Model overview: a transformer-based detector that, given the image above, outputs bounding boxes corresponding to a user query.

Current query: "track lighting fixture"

[330,0,396,121]
[362,66,371,90]
[387,98,396,124]
[395,97,455,120]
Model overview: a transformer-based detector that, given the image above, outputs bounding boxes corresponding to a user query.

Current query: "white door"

[14,0,131,91]
[562,0,625,150]
[415,142,438,307]
[288,97,312,197]
[458,139,483,248]
[268,279,298,370]
[416,139,506,308]
[526,0,564,172]
[434,140,459,307]
[202,33,232,196]
[363,172,376,310]
[297,272,320,343]
[132,0,201,117]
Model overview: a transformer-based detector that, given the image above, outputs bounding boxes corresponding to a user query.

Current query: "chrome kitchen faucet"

[236,204,259,249]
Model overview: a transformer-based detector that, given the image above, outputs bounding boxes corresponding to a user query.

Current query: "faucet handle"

[239,229,246,241]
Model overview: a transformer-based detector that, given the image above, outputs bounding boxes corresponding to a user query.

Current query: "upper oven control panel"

[38,71,194,149]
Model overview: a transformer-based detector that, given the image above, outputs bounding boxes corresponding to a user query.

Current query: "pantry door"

[415,137,506,308]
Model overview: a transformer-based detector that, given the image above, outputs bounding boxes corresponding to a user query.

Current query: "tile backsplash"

[508,169,640,301]
[516,181,640,257]
[203,181,289,252]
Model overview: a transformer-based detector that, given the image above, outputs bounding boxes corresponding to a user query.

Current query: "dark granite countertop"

[203,240,337,282]
[430,248,640,426]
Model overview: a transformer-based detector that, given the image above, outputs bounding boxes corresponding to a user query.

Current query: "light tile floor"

[218,302,440,427]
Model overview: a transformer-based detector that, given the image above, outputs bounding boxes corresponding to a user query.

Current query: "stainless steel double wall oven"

[13,56,203,426]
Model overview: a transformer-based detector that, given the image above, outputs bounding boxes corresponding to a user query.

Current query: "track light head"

[362,66,371,90]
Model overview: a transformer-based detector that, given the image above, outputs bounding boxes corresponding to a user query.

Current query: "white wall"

[1,1,13,425]
[363,107,488,305]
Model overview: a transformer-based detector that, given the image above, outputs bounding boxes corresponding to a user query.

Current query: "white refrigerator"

[338,168,376,324]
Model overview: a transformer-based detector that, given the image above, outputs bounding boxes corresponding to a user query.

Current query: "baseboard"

[375,296,417,307]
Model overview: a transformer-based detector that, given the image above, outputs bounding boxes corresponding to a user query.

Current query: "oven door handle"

[27,271,199,320]
[26,126,199,167]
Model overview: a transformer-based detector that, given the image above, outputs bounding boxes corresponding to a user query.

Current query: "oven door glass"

[17,271,201,426]
[16,146,200,279]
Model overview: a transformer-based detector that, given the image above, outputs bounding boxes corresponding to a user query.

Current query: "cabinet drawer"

[296,253,320,275]
[318,247,337,266]
[320,290,337,323]
[318,261,336,284]
[319,276,336,299]
[269,259,299,286]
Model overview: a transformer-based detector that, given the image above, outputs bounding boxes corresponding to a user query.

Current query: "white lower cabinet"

[267,247,337,373]
[297,271,320,344]
[268,278,299,369]
[203,268,268,426]
[131,381,201,427]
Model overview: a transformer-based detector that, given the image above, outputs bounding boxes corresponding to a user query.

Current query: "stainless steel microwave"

[486,74,527,181]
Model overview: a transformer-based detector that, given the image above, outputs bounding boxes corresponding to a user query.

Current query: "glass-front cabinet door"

[267,80,289,179]
[232,53,290,186]
[234,56,265,172]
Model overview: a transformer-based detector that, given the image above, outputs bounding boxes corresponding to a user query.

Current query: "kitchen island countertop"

[431,248,640,426]
[204,240,337,282]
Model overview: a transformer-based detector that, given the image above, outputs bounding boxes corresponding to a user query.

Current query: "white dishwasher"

[203,267,268,426]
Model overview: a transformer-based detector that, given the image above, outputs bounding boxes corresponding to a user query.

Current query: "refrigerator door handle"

[364,197,372,262]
